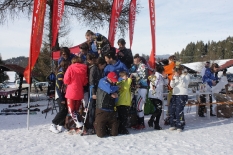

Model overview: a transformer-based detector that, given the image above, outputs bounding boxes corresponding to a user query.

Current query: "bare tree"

[1,0,141,74]
[0,0,141,37]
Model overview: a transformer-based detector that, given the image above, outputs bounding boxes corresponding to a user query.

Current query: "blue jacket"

[90,43,99,57]
[96,77,119,111]
[98,77,119,94]
[104,60,128,77]
[202,68,218,87]
[89,33,107,57]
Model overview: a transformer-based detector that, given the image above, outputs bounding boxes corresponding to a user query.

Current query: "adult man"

[104,47,128,77]
[117,38,133,69]
[94,72,119,137]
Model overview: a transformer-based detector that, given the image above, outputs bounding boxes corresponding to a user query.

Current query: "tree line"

[174,36,233,63]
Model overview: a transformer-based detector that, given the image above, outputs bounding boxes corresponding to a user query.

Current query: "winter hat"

[107,72,118,83]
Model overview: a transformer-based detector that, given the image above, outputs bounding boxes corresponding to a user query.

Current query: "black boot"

[154,124,162,130]
[139,117,145,126]
[148,113,156,127]
[198,105,205,117]
[136,117,145,130]
[210,113,216,116]
[154,114,162,130]
[118,127,129,135]
[148,119,153,127]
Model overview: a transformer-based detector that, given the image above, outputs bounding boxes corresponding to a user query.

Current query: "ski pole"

[80,85,94,136]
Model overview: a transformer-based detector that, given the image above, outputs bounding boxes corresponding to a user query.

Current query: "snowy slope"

[1,95,233,155]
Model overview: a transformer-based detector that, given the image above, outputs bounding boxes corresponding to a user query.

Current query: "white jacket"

[170,73,190,95]
[148,72,168,100]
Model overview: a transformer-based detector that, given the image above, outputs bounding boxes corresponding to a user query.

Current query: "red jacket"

[64,63,88,100]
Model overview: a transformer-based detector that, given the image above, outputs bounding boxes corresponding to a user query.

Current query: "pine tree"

[33,44,52,81]
[0,53,9,83]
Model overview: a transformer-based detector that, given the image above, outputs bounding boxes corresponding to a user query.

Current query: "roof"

[0,64,25,75]
[181,64,198,74]
[0,64,38,77]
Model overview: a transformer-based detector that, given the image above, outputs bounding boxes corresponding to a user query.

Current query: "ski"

[24,104,41,108]
[0,111,37,115]
[1,108,40,113]
[8,104,22,108]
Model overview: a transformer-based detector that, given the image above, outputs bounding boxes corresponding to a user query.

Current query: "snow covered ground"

[1,94,233,155]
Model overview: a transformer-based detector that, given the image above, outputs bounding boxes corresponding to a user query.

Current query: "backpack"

[47,72,56,82]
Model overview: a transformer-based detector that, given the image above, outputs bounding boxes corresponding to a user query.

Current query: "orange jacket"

[164,61,175,90]
[164,61,175,81]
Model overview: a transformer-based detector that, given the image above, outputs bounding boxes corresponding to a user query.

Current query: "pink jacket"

[64,63,88,100]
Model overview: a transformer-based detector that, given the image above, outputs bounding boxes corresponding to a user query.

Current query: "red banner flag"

[24,0,47,84]
[148,0,156,70]
[108,0,125,46]
[52,0,65,47]
[129,0,136,49]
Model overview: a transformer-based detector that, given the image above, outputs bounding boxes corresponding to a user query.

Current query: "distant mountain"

[3,56,28,68]
[156,54,170,60]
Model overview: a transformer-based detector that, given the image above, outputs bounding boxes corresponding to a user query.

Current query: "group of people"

[48,30,225,137]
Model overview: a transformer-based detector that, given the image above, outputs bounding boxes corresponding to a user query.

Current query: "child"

[130,54,149,130]
[148,65,168,130]
[64,56,88,131]
[86,54,106,134]
[116,71,132,134]
[169,66,190,132]
[49,60,70,133]
[94,72,119,138]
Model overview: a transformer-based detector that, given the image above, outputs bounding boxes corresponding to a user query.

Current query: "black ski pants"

[117,105,130,133]
[149,98,162,125]
[52,99,68,126]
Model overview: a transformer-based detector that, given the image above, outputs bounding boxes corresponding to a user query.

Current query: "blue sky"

[0,0,233,60]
